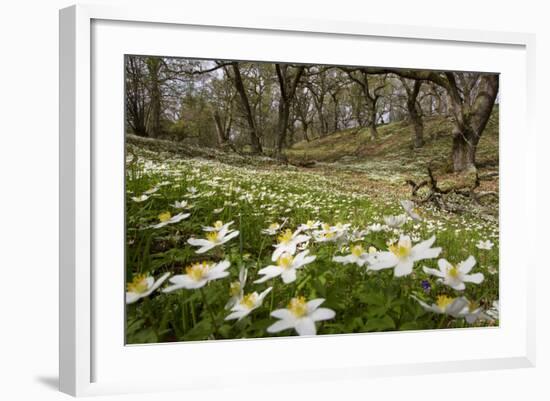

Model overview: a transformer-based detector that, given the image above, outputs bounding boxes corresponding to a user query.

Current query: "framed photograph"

[59,4,536,396]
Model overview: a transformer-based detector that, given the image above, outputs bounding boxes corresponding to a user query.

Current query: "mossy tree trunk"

[401,78,425,148]
[365,68,499,173]
[275,64,305,155]
[343,68,386,141]
[231,62,263,154]
[146,57,162,138]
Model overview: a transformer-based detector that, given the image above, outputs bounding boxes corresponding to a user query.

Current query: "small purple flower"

[421,280,431,293]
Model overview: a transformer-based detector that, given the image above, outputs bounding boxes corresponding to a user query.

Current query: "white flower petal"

[143,272,170,296]
[270,309,294,320]
[394,259,414,277]
[225,310,249,321]
[295,318,317,336]
[125,292,141,304]
[449,281,466,291]
[458,255,476,274]
[255,266,282,283]
[413,246,442,261]
[281,268,297,284]
[267,319,296,333]
[306,298,325,312]
[258,287,273,301]
[369,252,399,270]
[187,238,211,247]
[310,307,335,322]
[414,235,436,252]
[423,266,444,278]
[438,258,452,271]
[447,298,469,317]
[463,272,484,284]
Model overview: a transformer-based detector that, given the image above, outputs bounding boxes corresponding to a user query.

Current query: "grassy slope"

[287,109,499,169]
[125,110,500,343]
[285,108,499,202]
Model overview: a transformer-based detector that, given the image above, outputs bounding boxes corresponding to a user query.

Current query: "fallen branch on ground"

[406,163,498,216]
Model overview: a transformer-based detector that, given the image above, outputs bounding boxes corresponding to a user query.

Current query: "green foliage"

[125,142,499,344]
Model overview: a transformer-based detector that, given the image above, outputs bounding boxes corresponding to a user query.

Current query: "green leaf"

[399,322,419,331]
[364,315,395,332]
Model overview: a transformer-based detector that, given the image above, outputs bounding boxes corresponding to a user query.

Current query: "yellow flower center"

[126,274,149,293]
[448,265,460,278]
[277,229,293,244]
[277,253,294,269]
[389,241,411,259]
[306,220,315,228]
[436,295,454,311]
[206,231,220,243]
[322,223,331,231]
[185,262,211,281]
[229,281,241,297]
[240,293,258,309]
[213,220,224,230]
[368,246,377,254]
[324,231,335,240]
[288,296,308,317]
[351,245,364,257]
[158,211,171,222]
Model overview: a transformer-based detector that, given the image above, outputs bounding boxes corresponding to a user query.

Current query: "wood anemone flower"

[383,214,407,228]
[267,297,335,336]
[271,229,310,261]
[415,295,469,318]
[187,226,239,254]
[400,199,422,221]
[225,287,272,321]
[162,260,231,291]
[332,244,374,267]
[126,272,170,304]
[148,211,190,229]
[255,250,316,284]
[423,256,484,291]
[369,235,441,277]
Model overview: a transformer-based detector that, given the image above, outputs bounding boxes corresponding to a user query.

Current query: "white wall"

[0,0,547,399]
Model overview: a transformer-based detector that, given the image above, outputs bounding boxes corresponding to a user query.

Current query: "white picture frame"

[59,3,536,397]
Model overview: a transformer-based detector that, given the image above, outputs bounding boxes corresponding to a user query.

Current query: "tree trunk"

[400,78,425,148]
[360,68,498,173]
[448,74,498,172]
[146,57,162,138]
[412,118,424,148]
[331,93,339,132]
[125,57,149,137]
[213,110,228,147]
[276,101,290,153]
[366,102,378,139]
[368,123,378,140]
[302,121,310,142]
[451,127,477,172]
[231,63,262,154]
[275,64,304,155]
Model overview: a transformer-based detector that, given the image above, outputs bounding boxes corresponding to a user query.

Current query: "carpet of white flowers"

[125,147,499,343]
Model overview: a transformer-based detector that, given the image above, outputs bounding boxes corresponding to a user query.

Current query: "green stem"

[190,298,197,326]
[199,287,219,338]
[239,213,244,260]
[256,236,267,266]
[181,293,187,333]
[143,297,160,340]
[437,314,447,329]
[270,280,277,313]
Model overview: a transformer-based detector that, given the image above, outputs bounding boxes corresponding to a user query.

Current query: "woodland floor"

[124,110,499,343]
